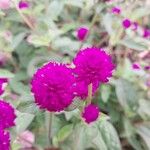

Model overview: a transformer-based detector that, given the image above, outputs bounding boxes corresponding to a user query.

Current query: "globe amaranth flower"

[0,0,10,10]
[0,100,16,129]
[77,27,89,41]
[122,19,131,29]
[0,78,8,95]
[144,66,150,70]
[73,80,100,99]
[19,0,29,9]
[73,47,114,99]
[31,62,76,112]
[143,28,150,38]
[82,104,100,124]
[111,7,121,14]
[0,128,10,150]
[131,22,138,31]
[132,63,140,70]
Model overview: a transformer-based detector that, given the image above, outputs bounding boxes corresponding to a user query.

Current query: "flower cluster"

[111,7,150,38]
[0,78,16,150]
[31,62,75,112]
[31,46,114,124]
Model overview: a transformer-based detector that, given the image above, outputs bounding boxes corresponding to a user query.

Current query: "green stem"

[11,0,35,30]
[48,112,53,146]
[79,12,98,50]
[87,83,93,105]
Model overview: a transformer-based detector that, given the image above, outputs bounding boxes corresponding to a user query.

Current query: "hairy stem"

[87,83,93,105]
[11,0,35,30]
[48,112,53,146]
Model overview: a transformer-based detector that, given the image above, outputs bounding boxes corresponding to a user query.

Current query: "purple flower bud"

[111,7,121,14]
[132,63,140,70]
[0,0,10,10]
[122,19,131,29]
[131,22,138,31]
[143,28,150,38]
[144,66,150,70]
[82,104,100,124]
[77,27,89,41]
[19,0,29,9]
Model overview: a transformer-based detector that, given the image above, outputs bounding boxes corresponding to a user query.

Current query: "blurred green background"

[0,0,150,150]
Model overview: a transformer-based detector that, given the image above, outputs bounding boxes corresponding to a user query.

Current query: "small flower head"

[0,78,8,95]
[18,0,29,9]
[74,80,100,99]
[82,104,100,124]
[0,100,16,129]
[31,62,75,112]
[0,0,10,10]
[73,47,114,85]
[111,7,121,14]
[144,66,150,70]
[132,63,140,70]
[131,22,138,31]
[0,128,10,150]
[77,27,89,41]
[143,28,150,38]
[122,19,131,29]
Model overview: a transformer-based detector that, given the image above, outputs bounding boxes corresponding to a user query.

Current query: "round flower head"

[131,22,138,31]
[111,7,121,15]
[82,104,100,124]
[74,80,100,99]
[18,0,29,9]
[0,0,10,10]
[31,62,75,112]
[143,28,150,38]
[122,19,131,29]
[0,128,10,150]
[0,78,7,95]
[77,27,89,41]
[73,47,114,85]
[132,63,140,70]
[0,100,16,129]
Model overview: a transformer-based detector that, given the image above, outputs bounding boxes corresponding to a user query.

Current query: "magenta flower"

[111,7,121,14]
[131,22,138,31]
[132,63,140,70]
[31,62,75,112]
[0,100,16,129]
[0,128,10,150]
[74,80,100,99]
[82,104,100,124]
[143,28,150,38]
[0,78,7,96]
[122,19,131,29]
[18,0,29,9]
[77,27,89,41]
[144,66,150,70]
[73,47,114,85]
[0,0,10,10]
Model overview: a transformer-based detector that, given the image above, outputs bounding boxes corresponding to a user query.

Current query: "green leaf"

[57,124,73,142]
[115,78,138,114]
[120,38,148,51]
[11,32,26,50]
[15,111,35,133]
[0,69,14,78]
[123,118,143,150]
[98,121,122,150]
[137,125,150,150]
[101,85,111,103]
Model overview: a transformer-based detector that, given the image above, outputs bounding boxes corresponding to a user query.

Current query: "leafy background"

[0,0,150,150]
